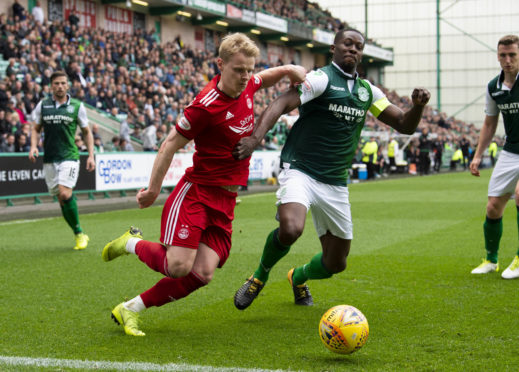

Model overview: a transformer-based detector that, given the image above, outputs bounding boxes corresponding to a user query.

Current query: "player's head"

[217,33,259,98]
[331,28,365,74]
[50,71,69,100]
[497,35,519,73]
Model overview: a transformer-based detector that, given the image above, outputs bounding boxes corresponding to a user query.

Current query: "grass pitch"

[1,169,518,371]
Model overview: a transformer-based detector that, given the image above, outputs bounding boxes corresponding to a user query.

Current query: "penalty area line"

[0,355,288,372]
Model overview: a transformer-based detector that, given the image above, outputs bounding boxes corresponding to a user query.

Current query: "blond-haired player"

[102,33,306,336]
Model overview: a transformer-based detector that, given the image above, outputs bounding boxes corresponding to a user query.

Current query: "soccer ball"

[318,305,369,354]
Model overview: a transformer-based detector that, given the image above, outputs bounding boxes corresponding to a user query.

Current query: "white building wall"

[318,0,519,132]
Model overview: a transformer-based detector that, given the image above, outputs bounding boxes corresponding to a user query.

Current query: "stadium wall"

[0,151,282,199]
[318,0,519,133]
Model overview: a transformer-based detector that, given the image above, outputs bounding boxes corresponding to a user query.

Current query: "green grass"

[1,170,519,371]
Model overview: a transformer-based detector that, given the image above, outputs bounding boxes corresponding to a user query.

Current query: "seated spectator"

[105,136,120,152]
[94,137,104,153]
[1,133,16,152]
[15,133,30,152]
[119,137,134,151]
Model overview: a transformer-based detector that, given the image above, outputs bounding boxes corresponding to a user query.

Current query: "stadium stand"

[0,0,495,175]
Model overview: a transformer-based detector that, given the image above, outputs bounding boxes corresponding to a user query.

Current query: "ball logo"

[358,87,369,102]
[178,228,189,240]
[247,98,252,109]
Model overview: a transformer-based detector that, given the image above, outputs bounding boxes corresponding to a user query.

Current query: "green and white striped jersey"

[281,62,389,186]
[31,95,88,163]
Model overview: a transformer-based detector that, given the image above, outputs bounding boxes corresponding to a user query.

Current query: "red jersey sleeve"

[176,105,210,140]
[251,74,263,94]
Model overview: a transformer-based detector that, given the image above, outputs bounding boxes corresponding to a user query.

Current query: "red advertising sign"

[105,5,133,33]
[64,0,96,28]
[226,4,243,19]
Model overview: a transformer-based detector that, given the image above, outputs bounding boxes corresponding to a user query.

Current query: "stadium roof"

[101,0,393,64]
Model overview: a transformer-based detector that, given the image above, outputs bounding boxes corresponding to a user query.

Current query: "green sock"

[292,252,332,286]
[484,216,502,263]
[61,196,82,235]
[253,228,290,283]
[516,205,519,257]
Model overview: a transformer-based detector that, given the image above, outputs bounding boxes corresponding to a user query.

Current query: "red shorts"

[160,176,237,267]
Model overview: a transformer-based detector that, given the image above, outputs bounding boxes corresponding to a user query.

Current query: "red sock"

[140,271,207,307]
[135,240,169,276]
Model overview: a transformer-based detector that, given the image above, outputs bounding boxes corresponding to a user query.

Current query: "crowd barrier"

[0,151,282,203]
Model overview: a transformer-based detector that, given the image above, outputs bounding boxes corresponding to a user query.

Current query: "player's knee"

[194,270,213,284]
[324,258,347,274]
[167,259,192,278]
[58,191,72,203]
[278,223,303,245]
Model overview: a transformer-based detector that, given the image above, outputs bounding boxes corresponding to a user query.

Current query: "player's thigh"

[276,168,311,234]
[276,168,312,210]
[160,179,205,248]
[57,160,80,189]
[43,163,59,195]
[488,150,519,198]
[311,183,352,240]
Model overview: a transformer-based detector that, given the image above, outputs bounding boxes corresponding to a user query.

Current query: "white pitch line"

[0,217,57,226]
[0,355,290,372]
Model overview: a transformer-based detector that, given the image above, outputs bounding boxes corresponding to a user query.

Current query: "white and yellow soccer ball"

[318,305,369,354]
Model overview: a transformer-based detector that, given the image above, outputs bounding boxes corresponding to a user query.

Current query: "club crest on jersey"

[178,116,191,131]
[358,87,369,102]
[66,106,75,113]
[254,76,261,85]
[178,225,189,239]
[247,97,252,109]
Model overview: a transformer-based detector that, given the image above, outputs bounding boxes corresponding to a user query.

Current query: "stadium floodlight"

[216,20,228,27]
[132,0,148,6]
[306,43,314,48]
[280,36,289,42]
[177,10,192,17]
[126,0,131,8]
[251,29,261,35]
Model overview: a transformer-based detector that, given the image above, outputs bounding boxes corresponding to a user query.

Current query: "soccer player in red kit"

[102,33,306,336]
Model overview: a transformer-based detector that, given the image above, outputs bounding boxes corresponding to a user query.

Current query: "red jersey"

[176,74,262,186]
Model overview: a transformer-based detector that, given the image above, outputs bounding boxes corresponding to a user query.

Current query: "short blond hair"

[219,33,259,62]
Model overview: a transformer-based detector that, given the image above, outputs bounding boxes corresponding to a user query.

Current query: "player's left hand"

[86,155,95,172]
[411,88,431,106]
[232,136,258,160]
[136,188,158,209]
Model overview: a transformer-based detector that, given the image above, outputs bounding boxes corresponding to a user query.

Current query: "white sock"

[123,295,146,313]
[126,237,141,254]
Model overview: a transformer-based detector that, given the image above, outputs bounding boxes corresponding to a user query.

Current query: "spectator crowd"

[0,0,499,175]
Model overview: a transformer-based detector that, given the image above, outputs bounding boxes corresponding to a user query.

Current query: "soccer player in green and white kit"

[29,71,95,250]
[233,28,430,309]
[470,35,519,279]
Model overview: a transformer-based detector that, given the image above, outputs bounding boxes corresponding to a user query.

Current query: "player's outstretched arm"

[137,128,189,208]
[233,88,301,160]
[257,64,306,88]
[470,115,499,177]
[377,88,431,134]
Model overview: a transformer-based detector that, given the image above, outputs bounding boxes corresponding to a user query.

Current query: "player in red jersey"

[101,33,306,336]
